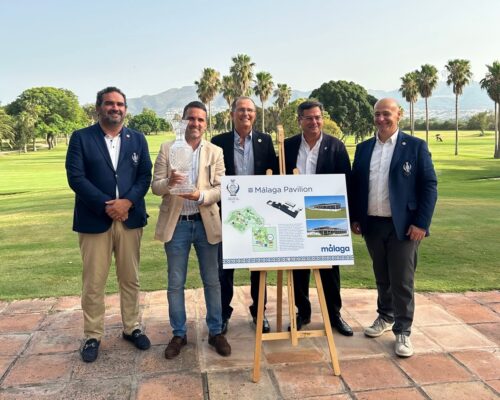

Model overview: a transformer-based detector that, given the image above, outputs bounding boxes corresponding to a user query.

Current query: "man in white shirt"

[350,98,438,357]
[284,100,353,336]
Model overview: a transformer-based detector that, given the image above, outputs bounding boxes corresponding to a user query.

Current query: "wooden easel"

[251,126,341,382]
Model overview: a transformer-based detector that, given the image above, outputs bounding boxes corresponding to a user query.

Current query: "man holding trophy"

[152,101,231,359]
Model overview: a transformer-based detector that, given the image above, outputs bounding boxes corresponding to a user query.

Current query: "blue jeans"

[164,219,222,337]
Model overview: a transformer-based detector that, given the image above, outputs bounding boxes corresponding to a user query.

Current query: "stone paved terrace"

[0,287,498,399]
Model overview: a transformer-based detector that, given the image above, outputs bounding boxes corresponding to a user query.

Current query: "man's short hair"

[96,87,127,107]
[231,96,256,112]
[297,100,324,117]
[183,101,207,118]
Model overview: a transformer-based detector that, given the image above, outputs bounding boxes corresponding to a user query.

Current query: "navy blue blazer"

[66,123,152,234]
[350,131,437,241]
[211,130,278,175]
[284,133,351,177]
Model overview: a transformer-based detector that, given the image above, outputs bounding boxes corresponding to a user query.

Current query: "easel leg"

[287,270,298,346]
[252,270,267,382]
[313,269,341,375]
[276,270,283,332]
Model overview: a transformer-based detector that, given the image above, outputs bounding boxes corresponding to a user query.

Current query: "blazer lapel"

[117,128,130,168]
[315,135,329,174]
[90,124,114,170]
[389,131,406,175]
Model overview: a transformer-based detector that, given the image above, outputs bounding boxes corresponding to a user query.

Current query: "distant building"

[309,226,347,236]
[310,202,342,211]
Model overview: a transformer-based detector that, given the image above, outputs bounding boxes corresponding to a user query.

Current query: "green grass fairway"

[305,208,347,219]
[0,130,499,300]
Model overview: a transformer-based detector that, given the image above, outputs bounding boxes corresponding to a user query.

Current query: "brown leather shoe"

[208,334,231,357]
[164,335,187,359]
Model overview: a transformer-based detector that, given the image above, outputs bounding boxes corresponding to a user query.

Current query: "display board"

[221,174,354,269]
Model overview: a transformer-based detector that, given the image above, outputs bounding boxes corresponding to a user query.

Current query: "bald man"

[350,98,437,357]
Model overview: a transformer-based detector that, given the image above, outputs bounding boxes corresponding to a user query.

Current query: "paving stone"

[0,356,14,379]
[142,322,170,346]
[263,337,325,365]
[39,310,83,331]
[421,324,496,351]
[63,377,132,400]
[471,322,500,345]
[485,379,500,393]
[273,362,345,398]
[397,353,473,385]
[354,387,426,400]
[445,303,500,323]
[144,290,167,306]
[0,313,46,334]
[426,292,477,307]
[375,327,443,356]
[138,343,200,374]
[340,357,410,391]
[4,298,56,314]
[0,383,66,400]
[464,291,500,304]
[314,331,386,361]
[206,368,279,400]
[0,334,31,356]
[452,349,500,380]
[421,381,498,400]
[200,333,256,371]
[2,353,73,387]
[487,302,500,313]
[72,349,137,380]
[413,305,462,326]
[26,328,80,354]
[137,371,203,400]
[52,295,81,311]
[141,304,169,324]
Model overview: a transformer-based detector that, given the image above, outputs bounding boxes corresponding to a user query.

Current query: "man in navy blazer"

[284,100,353,336]
[66,87,152,362]
[350,98,437,357]
[211,96,278,334]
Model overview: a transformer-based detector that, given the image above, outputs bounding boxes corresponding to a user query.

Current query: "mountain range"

[127,81,494,120]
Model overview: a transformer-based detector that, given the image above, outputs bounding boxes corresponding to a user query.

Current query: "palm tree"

[229,54,255,97]
[416,64,438,143]
[480,61,500,158]
[194,67,221,136]
[399,71,419,136]
[273,83,292,119]
[446,59,472,156]
[254,71,274,132]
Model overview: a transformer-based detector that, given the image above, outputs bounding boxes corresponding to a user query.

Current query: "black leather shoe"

[81,338,100,362]
[288,314,311,331]
[123,329,151,350]
[221,319,229,335]
[252,316,271,333]
[332,315,353,336]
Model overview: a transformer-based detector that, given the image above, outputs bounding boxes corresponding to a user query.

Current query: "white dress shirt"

[103,133,121,198]
[367,130,399,217]
[180,142,204,215]
[297,133,323,174]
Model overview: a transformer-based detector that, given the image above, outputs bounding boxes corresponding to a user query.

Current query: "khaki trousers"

[79,221,143,340]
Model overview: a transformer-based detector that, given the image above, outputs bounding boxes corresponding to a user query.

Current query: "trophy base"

[170,184,196,195]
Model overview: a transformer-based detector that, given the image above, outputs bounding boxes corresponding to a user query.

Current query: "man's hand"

[179,189,201,201]
[105,199,132,222]
[351,222,362,235]
[406,224,426,241]
[169,169,187,187]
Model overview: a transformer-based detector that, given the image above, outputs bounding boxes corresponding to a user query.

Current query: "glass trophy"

[169,119,196,194]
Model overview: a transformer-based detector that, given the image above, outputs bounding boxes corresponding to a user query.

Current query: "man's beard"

[101,111,124,125]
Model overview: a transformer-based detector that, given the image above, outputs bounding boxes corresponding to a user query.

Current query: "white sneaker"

[364,317,394,337]
[395,334,413,357]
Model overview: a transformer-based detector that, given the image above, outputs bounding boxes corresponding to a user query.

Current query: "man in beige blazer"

[152,101,231,359]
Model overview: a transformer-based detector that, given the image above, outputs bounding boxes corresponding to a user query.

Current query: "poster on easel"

[221,174,354,269]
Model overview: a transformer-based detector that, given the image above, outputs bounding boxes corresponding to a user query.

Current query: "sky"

[1,0,499,105]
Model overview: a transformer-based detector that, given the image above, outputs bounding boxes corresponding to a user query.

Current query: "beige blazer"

[151,139,225,244]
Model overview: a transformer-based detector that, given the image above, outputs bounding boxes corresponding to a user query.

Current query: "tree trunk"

[495,102,500,159]
[32,137,37,152]
[454,94,459,156]
[411,101,415,136]
[261,99,265,133]
[425,98,429,143]
[207,101,212,140]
